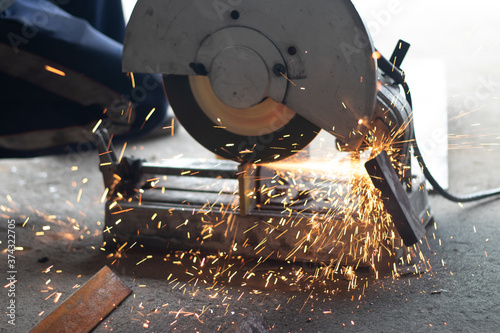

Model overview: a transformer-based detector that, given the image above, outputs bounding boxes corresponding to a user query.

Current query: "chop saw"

[97,0,433,265]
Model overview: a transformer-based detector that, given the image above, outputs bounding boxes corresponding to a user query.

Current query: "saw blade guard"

[123,0,377,153]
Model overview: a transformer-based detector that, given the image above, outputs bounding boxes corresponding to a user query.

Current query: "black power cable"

[405,81,500,202]
[378,50,500,202]
[409,90,500,202]
[412,134,500,202]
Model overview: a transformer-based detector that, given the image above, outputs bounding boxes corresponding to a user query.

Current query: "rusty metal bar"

[30,266,131,333]
[141,159,239,179]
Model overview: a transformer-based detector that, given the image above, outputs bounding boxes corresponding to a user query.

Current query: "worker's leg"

[54,0,126,43]
[0,0,168,158]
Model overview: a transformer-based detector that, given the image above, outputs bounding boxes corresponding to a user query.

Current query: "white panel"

[405,58,449,189]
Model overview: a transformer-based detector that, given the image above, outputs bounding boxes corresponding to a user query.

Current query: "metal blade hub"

[195,27,287,107]
[211,45,269,109]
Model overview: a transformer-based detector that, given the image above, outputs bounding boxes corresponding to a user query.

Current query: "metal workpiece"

[98,132,432,264]
[30,266,131,333]
[100,158,393,264]
[103,199,376,265]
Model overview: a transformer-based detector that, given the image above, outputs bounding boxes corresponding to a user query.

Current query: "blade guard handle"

[365,150,425,246]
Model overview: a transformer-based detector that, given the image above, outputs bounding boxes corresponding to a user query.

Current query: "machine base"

[102,160,432,265]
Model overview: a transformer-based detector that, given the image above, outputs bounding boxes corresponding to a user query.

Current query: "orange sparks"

[141,108,156,129]
[45,65,66,77]
[4,281,16,288]
[92,119,103,133]
[280,72,297,86]
[119,142,128,163]
[110,208,134,215]
[130,72,136,88]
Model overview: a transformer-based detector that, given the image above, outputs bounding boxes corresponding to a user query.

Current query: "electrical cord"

[405,82,500,202]
[412,136,500,202]
[378,51,500,202]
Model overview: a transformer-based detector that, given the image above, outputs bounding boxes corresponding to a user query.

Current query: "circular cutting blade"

[164,75,320,163]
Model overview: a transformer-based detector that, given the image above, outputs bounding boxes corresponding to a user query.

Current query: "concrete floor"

[2,1,500,332]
